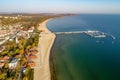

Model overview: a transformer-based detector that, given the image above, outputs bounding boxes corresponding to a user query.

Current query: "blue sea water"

[47,14,120,80]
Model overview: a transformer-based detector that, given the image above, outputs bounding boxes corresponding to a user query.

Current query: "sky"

[0,0,120,14]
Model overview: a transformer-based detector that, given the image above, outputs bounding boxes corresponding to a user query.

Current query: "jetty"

[54,30,115,40]
[55,31,86,34]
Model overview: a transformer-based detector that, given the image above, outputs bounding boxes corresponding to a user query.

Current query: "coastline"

[34,19,56,80]
[49,39,58,80]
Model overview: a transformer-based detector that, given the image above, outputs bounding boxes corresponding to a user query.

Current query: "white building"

[28,26,34,33]
[8,58,19,69]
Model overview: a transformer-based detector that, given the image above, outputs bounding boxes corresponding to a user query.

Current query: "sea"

[47,14,120,80]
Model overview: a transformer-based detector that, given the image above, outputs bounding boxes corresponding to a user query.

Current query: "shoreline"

[34,19,56,80]
[49,38,58,80]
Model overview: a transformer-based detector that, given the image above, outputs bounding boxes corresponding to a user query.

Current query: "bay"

[47,14,120,80]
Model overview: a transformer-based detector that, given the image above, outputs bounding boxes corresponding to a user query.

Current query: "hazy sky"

[0,0,120,14]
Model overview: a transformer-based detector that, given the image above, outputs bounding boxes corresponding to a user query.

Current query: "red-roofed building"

[27,60,36,68]
[29,54,37,59]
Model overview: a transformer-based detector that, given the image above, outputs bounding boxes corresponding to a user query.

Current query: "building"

[0,56,9,68]
[0,56,9,62]
[27,60,36,68]
[28,26,34,33]
[17,30,30,39]
[8,58,19,69]
[29,54,37,59]
[29,47,38,54]
[15,37,19,43]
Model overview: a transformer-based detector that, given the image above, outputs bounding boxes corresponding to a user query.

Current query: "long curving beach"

[34,19,56,80]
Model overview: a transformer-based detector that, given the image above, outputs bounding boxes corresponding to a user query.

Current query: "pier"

[54,30,115,40]
[55,31,86,34]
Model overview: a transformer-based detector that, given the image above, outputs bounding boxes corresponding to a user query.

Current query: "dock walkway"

[54,30,115,40]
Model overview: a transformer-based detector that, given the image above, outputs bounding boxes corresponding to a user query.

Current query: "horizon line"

[0,12,120,15]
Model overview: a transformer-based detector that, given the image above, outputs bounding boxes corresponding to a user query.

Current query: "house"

[29,47,37,51]
[31,51,38,54]
[15,37,19,43]
[0,56,9,62]
[29,54,37,59]
[17,30,30,39]
[27,52,31,56]
[26,55,30,61]
[27,60,36,68]
[29,47,38,54]
[28,26,34,33]
[0,56,9,68]
[3,56,9,61]
[8,58,19,69]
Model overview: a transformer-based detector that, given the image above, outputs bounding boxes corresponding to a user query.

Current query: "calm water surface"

[47,14,120,80]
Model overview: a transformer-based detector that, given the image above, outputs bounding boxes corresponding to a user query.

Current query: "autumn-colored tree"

[4,62,9,69]
[19,49,24,55]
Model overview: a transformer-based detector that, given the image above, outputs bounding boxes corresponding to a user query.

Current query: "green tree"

[0,73,7,80]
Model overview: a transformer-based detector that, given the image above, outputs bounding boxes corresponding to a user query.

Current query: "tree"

[21,57,27,66]
[4,62,9,69]
[0,73,7,80]
[19,49,24,55]
[1,51,8,56]
[8,51,14,57]
[6,77,12,80]
[23,77,28,80]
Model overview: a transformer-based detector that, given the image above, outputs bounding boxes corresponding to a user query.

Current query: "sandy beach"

[34,19,56,80]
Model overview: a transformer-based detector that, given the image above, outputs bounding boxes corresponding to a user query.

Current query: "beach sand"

[34,19,56,80]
